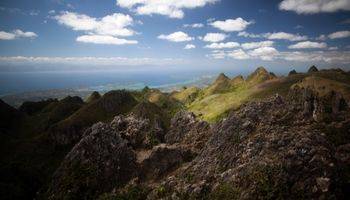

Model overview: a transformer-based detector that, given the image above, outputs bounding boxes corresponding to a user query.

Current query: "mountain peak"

[231,75,244,85]
[86,91,101,103]
[308,65,318,73]
[288,69,297,76]
[246,66,275,84]
[256,66,268,73]
[215,73,230,82]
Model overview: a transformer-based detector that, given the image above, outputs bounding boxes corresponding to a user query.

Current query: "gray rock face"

[140,144,196,181]
[289,85,348,121]
[148,95,348,199]
[46,122,137,200]
[111,115,164,149]
[165,111,211,152]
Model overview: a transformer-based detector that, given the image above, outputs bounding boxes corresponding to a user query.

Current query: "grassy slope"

[188,69,350,123]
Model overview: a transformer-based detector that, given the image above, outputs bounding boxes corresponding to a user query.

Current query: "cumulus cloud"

[202,33,227,42]
[241,41,274,50]
[76,35,137,45]
[288,41,327,49]
[116,0,218,19]
[328,31,350,39]
[238,31,308,41]
[0,29,37,40]
[204,42,240,49]
[158,31,193,42]
[208,47,279,61]
[55,11,135,37]
[237,31,262,38]
[210,18,252,32]
[54,11,137,45]
[265,32,308,41]
[184,44,196,49]
[227,49,250,60]
[316,34,327,41]
[248,47,280,61]
[279,0,350,14]
[281,51,350,63]
[183,23,204,28]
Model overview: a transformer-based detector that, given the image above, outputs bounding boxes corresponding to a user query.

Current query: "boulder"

[46,122,137,200]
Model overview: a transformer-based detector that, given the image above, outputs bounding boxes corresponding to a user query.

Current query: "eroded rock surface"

[46,122,137,200]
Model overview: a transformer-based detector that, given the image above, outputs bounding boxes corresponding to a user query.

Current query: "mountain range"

[0,66,349,199]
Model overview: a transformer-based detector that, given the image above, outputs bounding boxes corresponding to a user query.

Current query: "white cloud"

[0,31,15,40]
[183,23,204,28]
[288,41,327,49]
[204,42,240,49]
[48,10,56,15]
[116,0,218,19]
[281,51,350,63]
[76,35,137,45]
[227,49,250,60]
[265,32,308,41]
[55,11,135,37]
[210,18,252,32]
[202,33,227,42]
[279,0,350,14]
[316,34,327,41]
[238,31,308,41]
[0,56,184,66]
[328,31,350,39]
[208,47,279,61]
[237,31,262,38]
[54,11,137,45]
[184,44,196,49]
[241,41,274,50]
[328,47,338,50]
[0,29,37,40]
[158,31,193,42]
[13,29,37,38]
[248,47,279,61]
[29,10,40,16]
[55,11,98,31]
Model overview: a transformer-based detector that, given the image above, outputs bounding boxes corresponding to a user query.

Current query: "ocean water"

[0,69,234,96]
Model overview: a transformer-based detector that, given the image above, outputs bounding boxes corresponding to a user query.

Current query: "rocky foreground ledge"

[44,84,350,199]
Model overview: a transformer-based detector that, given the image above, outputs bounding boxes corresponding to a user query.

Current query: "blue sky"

[0,0,350,72]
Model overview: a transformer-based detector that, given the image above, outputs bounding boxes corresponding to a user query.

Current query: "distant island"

[1,66,350,199]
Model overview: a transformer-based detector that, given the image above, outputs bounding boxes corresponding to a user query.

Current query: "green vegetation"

[53,90,138,137]
[98,186,149,200]
[207,183,239,200]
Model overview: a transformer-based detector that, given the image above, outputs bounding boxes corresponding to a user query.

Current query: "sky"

[0,0,350,72]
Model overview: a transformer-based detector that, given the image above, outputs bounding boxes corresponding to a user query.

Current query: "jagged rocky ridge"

[1,66,350,200]
[44,72,349,199]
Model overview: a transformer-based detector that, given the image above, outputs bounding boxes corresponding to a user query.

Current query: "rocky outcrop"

[308,65,319,73]
[289,84,348,122]
[146,94,349,199]
[111,115,164,149]
[139,144,195,181]
[165,111,211,152]
[46,122,137,200]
